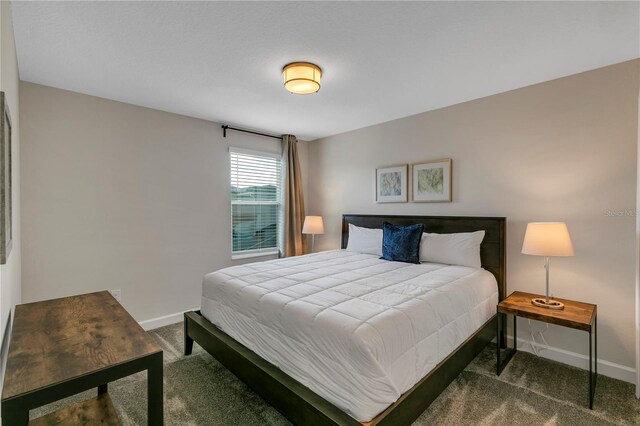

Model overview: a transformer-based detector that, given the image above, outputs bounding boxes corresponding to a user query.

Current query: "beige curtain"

[282,134,306,256]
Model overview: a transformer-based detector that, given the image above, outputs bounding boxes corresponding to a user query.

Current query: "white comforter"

[201,250,498,421]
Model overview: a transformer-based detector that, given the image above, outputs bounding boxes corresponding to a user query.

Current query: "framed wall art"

[376,165,408,203]
[0,92,12,264]
[412,159,451,202]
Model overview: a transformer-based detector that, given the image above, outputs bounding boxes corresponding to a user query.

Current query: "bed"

[184,214,506,426]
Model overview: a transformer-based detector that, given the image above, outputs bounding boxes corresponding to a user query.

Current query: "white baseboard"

[138,308,199,331]
[507,335,636,384]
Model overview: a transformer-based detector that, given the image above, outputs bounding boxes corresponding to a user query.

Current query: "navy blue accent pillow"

[380,222,424,264]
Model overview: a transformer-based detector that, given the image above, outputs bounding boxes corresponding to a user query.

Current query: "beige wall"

[307,60,640,377]
[18,57,639,379]
[1,1,22,350]
[20,81,308,324]
[636,70,640,395]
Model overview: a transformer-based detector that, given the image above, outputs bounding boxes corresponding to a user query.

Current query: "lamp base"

[531,297,565,310]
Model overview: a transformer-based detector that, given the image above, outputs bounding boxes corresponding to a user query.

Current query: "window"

[230,148,282,259]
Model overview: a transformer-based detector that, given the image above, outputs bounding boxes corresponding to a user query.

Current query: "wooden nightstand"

[496,291,597,409]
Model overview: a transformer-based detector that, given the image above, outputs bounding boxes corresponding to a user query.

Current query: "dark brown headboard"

[341,214,507,301]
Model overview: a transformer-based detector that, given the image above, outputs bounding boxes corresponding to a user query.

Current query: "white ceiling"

[12,1,640,141]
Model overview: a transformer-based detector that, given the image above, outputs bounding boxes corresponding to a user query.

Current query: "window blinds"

[230,148,282,256]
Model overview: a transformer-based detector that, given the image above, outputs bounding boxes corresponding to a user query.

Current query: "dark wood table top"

[2,291,161,401]
[497,291,596,331]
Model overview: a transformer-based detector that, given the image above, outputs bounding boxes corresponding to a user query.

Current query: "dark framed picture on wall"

[0,92,12,264]
[412,158,452,202]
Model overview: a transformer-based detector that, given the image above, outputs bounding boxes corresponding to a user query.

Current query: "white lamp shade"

[522,222,574,257]
[302,216,324,235]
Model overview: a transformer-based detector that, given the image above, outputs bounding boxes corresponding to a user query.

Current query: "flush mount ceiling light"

[283,62,322,94]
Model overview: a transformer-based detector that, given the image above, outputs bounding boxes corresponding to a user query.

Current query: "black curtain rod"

[221,125,283,141]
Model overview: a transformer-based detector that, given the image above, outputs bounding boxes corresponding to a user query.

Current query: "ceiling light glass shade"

[283,62,322,94]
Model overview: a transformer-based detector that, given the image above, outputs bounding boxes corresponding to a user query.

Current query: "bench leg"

[98,383,108,395]
[2,403,29,426]
[148,352,164,425]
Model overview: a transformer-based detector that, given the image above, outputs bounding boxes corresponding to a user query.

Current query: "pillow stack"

[346,222,485,268]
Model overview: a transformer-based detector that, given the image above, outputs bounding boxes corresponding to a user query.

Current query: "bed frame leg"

[184,314,194,356]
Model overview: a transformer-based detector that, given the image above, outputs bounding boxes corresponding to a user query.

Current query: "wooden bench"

[1,291,163,425]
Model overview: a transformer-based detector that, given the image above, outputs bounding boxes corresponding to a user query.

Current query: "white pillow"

[346,224,383,256]
[420,231,485,268]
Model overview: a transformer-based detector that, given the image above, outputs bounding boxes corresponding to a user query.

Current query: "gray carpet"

[31,322,639,425]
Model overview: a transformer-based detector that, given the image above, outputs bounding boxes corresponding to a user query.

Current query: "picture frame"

[412,158,452,202]
[376,165,408,203]
[0,92,12,264]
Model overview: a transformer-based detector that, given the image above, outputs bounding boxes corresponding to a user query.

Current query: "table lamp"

[302,216,324,253]
[521,222,574,310]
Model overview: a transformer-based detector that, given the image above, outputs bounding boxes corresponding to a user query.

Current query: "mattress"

[201,250,498,422]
